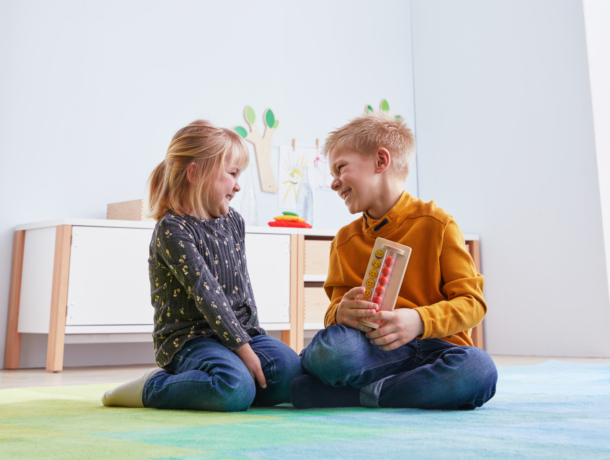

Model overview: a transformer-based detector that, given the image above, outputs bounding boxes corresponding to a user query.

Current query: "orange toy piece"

[268,221,312,228]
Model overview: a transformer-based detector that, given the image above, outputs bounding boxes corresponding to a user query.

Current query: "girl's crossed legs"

[144,335,302,412]
[295,325,497,410]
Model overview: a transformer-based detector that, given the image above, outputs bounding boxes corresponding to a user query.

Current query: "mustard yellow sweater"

[324,191,486,347]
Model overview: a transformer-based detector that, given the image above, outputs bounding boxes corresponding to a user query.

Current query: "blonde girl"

[103,120,302,411]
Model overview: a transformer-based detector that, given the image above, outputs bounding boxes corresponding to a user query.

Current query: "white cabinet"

[244,233,291,325]
[6,219,307,371]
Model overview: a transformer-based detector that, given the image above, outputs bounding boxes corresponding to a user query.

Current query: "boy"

[290,111,497,410]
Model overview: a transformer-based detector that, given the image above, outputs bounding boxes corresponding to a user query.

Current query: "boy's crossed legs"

[293,325,497,410]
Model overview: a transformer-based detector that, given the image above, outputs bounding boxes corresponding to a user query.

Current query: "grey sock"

[102,367,163,408]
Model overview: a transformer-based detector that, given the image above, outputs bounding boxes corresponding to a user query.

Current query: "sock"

[102,367,163,408]
[290,375,361,409]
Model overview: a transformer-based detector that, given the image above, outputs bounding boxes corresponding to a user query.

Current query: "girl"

[102,120,302,411]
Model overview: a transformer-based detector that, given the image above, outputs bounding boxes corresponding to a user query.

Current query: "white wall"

[0,0,416,368]
[411,0,610,357]
[584,0,610,309]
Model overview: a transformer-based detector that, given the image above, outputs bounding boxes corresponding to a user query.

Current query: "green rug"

[1,361,609,459]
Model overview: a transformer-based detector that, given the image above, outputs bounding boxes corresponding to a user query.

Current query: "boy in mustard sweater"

[290,111,497,410]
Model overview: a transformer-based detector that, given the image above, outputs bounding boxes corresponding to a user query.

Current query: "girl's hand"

[365,308,424,351]
[336,287,379,332]
[235,343,267,388]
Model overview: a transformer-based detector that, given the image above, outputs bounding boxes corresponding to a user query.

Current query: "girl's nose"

[331,177,341,191]
[234,181,241,192]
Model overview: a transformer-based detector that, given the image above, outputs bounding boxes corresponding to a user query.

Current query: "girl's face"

[206,153,242,218]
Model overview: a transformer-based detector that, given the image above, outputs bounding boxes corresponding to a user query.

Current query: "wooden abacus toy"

[359,237,412,330]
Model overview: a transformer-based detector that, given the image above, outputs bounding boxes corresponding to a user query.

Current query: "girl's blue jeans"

[301,325,498,410]
[143,335,303,412]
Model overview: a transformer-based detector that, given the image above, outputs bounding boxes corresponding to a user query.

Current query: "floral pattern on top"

[148,208,265,367]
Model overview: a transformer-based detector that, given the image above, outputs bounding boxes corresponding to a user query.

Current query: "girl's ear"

[375,148,391,174]
[186,162,197,184]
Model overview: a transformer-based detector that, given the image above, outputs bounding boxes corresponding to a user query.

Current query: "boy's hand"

[365,308,424,351]
[336,287,379,332]
[235,342,267,388]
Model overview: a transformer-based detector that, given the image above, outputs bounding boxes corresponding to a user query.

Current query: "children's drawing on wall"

[278,144,334,209]
[279,147,306,208]
[310,150,333,190]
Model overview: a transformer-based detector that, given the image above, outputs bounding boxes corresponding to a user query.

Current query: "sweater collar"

[361,191,411,238]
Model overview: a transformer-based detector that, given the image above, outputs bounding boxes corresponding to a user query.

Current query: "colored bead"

[373,295,384,305]
[375,285,385,295]
[384,256,395,267]
[381,266,392,276]
[379,276,389,285]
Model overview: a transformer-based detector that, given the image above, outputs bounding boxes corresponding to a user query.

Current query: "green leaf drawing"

[273,119,279,129]
[264,109,276,129]
[366,105,374,114]
[234,126,248,139]
[380,100,390,111]
[245,106,256,124]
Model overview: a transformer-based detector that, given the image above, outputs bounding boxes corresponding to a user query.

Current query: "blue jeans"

[143,335,302,412]
[301,325,497,410]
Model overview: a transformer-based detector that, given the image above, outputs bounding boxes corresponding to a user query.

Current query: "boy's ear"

[374,148,391,174]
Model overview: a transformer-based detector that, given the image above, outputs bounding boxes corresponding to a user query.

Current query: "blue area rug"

[1,361,609,459]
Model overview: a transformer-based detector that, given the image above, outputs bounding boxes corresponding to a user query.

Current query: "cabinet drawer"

[304,287,329,325]
[304,240,332,276]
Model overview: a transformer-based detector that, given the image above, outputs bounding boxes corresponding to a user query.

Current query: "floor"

[2,355,610,390]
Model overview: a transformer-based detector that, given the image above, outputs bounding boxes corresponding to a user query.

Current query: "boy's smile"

[330,149,380,216]
[329,148,404,220]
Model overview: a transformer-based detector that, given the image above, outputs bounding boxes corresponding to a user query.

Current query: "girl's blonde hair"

[148,120,249,221]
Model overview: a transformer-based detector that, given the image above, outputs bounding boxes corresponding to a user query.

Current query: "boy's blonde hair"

[323,111,416,180]
[148,120,249,221]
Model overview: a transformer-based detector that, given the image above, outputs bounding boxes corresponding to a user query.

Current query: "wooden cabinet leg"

[295,235,305,354]
[4,231,26,369]
[471,323,484,350]
[467,240,484,350]
[284,235,300,352]
[46,225,72,372]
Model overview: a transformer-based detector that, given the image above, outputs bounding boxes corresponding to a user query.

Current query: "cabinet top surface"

[14,218,479,240]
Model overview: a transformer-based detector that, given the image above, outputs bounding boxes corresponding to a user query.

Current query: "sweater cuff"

[414,307,431,339]
[221,330,252,351]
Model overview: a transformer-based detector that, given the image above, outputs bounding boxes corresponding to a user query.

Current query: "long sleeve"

[156,218,251,350]
[324,240,348,327]
[414,219,486,339]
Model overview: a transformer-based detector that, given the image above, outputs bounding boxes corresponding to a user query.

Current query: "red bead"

[372,295,384,305]
[381,266,392,276]
[375,285,385,295]
[384,256,395,267]
[379,276,389,285]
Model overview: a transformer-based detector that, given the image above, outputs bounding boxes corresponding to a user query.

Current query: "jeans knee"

[455,347,498,409]
[217,376,256,412]
[302,325,364,384]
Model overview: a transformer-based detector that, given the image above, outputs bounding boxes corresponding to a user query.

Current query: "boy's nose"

[331,177,341,191]
[234,181,241,192]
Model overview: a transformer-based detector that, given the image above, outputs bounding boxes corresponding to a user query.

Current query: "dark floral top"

[148,209,265,367]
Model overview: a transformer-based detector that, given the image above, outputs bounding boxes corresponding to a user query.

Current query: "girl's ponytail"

[148,160,168,221]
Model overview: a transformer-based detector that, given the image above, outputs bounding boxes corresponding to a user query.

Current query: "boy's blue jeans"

[143,335,302,412]
[301,325,497,410]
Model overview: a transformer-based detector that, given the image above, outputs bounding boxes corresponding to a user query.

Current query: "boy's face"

[329,149,380,215]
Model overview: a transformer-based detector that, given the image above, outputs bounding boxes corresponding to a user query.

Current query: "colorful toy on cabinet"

[359,238,412,330]
[268,211,312,229]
